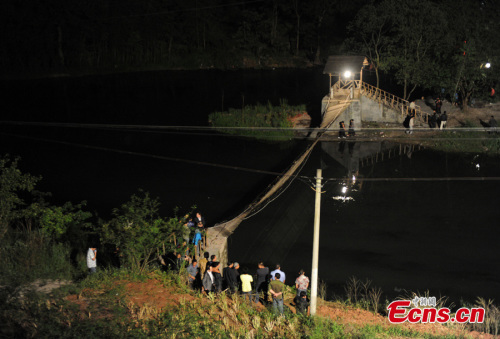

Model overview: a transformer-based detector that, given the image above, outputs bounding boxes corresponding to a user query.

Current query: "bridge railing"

[359,82,427,123]
[330,80,427,123]
[323,84,354,123]
[331,79,362,95]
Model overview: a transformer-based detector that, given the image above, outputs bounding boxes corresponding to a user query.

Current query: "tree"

[347,1,393,88]
[101,190,187,273]
[36,201,92,240]
[303,0,338,64]
[292,0,301,55]
[0,155,41,240]
[443,0,500,110]
[383,0,446,100]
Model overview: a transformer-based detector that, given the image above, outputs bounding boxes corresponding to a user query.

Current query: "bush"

[0,230,75,285]
[101,190,192,273]
[208,100,307,140]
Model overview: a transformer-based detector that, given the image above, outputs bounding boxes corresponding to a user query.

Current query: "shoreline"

[0,57,318,82]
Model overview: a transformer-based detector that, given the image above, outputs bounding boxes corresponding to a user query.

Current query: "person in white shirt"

[87,247,97,274]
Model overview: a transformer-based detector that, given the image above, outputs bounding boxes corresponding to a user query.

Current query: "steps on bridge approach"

[321,88,352,129]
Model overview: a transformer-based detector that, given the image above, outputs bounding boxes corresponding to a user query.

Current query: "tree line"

[1,0,499,106]
[0,0,363,73]
[347,0,499,105]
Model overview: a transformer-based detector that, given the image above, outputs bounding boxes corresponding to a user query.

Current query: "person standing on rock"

[435,97,442,114]
[403,113,411,134]
[429,111,437,128]
[409,101,416,115]
[87,246,97,275]
[440,111,447,130]
[409,112,415,134]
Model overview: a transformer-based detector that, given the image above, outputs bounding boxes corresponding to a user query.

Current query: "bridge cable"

[1,132,500,185]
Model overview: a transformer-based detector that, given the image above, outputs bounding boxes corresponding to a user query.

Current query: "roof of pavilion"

[323,55,367,76]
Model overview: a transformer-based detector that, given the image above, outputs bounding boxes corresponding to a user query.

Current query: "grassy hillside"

[1,268,495,338]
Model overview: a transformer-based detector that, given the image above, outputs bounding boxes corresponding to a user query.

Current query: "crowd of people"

[405,97,449,133]
[183,255,311,316]
[86,211,311,316]
[174,212,311,315]
[175,212,208,263]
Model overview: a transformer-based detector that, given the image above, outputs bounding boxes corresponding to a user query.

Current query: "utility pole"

[310,168,323,315]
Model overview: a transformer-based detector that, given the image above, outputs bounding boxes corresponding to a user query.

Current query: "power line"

[1,132,499,184]
[0,132,286,177]
[2,120,498,132]
[1,121,498,141]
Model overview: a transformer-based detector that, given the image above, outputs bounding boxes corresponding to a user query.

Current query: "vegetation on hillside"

[0,155,194,287]
[2,268,499,338]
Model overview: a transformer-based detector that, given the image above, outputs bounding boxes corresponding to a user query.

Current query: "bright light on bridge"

[344,70,352,78]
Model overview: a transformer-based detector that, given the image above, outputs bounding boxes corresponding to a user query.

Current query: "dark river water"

[229,142,500,305]
[0,68,326,221]
[1,69,499,305]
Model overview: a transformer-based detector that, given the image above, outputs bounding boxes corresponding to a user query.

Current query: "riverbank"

[335,100,500,155]
[0,55,316,81]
